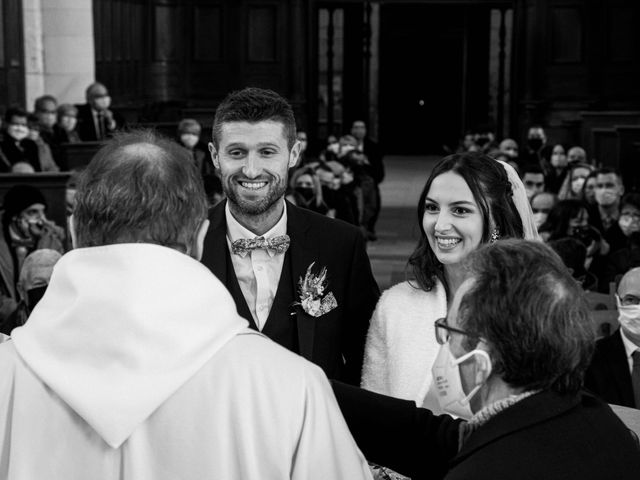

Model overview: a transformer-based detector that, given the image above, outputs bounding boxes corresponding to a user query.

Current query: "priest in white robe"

[0,131,372,480]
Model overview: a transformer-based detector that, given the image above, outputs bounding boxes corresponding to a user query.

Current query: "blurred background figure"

[53,104,81,144]
[13,248,62,326]
[0,107,40,172]
[498,138,519,161]
[176,118,207,173]
[286,166,329,215]
[76,82,125,141]
[545,144,568,193]
[568,146,587,164]
[521,125,551,169]
[1,185,65,334]
[27,113,59,172]
[521,165,546,200]
[549,237,597,291]
[558,162,594,201]
[33,94,58,148]
[530,191,557,232]
[10,161,35,174]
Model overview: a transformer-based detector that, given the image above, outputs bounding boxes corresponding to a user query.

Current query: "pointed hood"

[11,243,248,448]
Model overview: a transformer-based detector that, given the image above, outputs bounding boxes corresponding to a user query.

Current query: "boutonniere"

[293,262,338,317]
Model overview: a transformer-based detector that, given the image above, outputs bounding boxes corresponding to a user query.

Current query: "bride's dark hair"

[408,152,524,294]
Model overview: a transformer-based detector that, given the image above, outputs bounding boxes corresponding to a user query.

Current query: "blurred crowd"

[456,123,635,294]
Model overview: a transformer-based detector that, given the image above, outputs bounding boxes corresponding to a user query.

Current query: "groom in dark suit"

[201,87,380,385]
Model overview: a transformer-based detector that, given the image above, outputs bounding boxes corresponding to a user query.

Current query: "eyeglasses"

[434,317,480,345]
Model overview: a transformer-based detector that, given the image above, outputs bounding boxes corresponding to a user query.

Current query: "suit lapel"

[203,201,256,329]
[605,330,635,406]
[286,202,319,361]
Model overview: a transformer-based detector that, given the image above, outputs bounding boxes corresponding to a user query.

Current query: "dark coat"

[201,200,380,385]
[585,329,637,408]
[75,104,125,142]
[332,381,640,480]
[0,137,40,172]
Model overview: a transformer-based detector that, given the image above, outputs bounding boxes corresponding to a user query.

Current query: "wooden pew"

[0,173,72,229]
[58,142,103,171]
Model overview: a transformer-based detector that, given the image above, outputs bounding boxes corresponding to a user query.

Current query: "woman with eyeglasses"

[361,152,539,417]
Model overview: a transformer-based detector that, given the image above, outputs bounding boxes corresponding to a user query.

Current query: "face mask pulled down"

[431,342,492,420]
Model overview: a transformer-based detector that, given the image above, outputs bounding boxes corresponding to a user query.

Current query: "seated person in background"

[582,170,598,206]
[176,118,210,176]
[585,266,640,409]
[53,104,81,144]
[333,239,640,480]
[521,124,551,169]
[548,237,597,291]
[568,145,587,164]
[530,191,557,232]
[318,134,340,163]
[498,138,518,161]
[521,164,545,200]
[544,144,568,194]
[0,185,65,334]
[13,248,62,327]
[316,161,358,225]
[27,114,59,172]
[76,82,125,141]
[0,130,371,479]
[33,94,58,147]
[286,166,329,215]
[601,193,640,287]
[557,161,594,201]
[0,107,40,172]
[588,168,627,254]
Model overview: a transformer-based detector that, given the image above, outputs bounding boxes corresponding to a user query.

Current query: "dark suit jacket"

[0,137,40,172]
[201,200,380,385]
[332,382,640,480]
[362,138,384,184]
[585,329,636,408]
[75,104,125,142]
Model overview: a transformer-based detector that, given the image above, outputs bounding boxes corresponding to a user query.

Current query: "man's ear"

[190,219,210,261]
[68,214,78,249]
[208,142,220,169]
[473,345,493,385]
[288,140,302,169]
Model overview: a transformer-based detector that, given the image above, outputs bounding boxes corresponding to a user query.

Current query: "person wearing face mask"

[586,266,640,410]
[557,162,594,201]
[567,145,587,164]
[27,114,60,172]
[0,107,41,172]
[176,118,212,178]
[544,144,569,193]
[521,125,552,169]
[53,104,81,145]
[587,168,627,255]
[498,138,518,161]
[76,82,126,141]
[286,167,329,216]
[530,191,557,232]
[319,134,340,163]
[600,194,640,288]
[333,240,640,480]
[0,185,65,335]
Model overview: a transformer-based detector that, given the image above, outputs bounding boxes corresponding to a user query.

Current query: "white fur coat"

[361,280,447,411]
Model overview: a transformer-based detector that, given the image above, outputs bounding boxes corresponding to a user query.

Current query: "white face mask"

[616,296,640,336]
[7,124,29,141]
[180,133,199,149]
[431,342,492,420]
[571,178,586,195]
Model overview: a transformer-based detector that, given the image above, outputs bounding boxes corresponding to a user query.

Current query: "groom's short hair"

[73,130,208,252]
[211,87,297,150]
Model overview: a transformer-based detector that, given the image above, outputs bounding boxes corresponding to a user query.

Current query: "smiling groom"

[201,87,380,385]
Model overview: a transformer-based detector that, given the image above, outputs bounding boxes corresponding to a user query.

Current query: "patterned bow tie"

[231,234,290,257]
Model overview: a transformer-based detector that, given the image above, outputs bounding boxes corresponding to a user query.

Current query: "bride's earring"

[490,228,500,243]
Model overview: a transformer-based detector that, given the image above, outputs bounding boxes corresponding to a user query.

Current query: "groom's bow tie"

[231,234,290,257]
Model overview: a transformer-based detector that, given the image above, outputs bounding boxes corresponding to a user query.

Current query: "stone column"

[23,0,95,107]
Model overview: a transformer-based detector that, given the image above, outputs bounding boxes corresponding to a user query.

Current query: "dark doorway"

[379,4,489,155]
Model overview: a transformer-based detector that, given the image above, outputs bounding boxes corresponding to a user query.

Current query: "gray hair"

[73,130,208,252]
[459,239,595,395]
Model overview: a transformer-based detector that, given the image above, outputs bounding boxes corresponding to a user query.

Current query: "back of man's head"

[73,130,208,252]
[211,87,296,149]
[460,239,595,395]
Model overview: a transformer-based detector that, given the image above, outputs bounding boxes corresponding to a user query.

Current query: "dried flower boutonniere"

[293,262,338,317]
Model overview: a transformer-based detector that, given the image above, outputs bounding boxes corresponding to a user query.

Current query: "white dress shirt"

[620,328,640,374]
[225,201,287,330]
